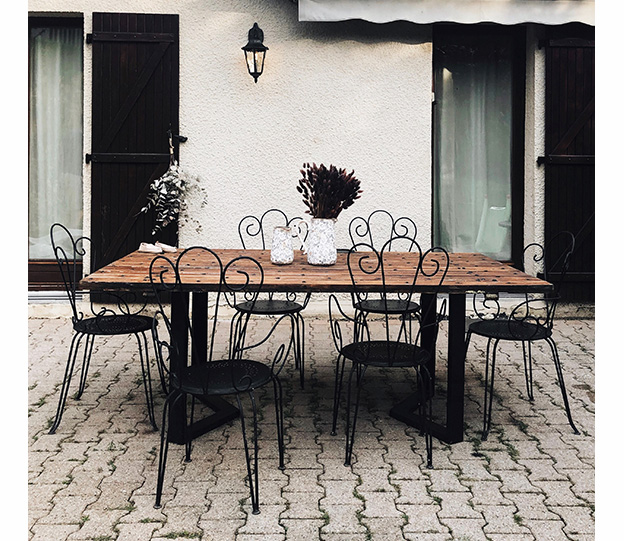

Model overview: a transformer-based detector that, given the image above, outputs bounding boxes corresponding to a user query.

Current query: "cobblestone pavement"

[28,314,595,540]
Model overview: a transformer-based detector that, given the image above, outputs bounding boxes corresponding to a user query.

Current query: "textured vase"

[307,218,337,266]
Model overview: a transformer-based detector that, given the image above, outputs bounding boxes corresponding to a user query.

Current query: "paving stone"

[362,516,406,539]
[553,505,595,536]
[437,517,488,540]
[280,492,324,520]
[30,523,80,541]
[523,518,570,540]
[432,491,483,519]
[319,504,367,534]
[279,518,324,540]
[399,503,446,534]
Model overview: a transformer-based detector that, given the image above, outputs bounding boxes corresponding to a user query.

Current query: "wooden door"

[542,29,595,302]
[89,12,180,270]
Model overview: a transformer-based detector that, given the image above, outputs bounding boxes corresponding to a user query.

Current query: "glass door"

[433,26,524,262]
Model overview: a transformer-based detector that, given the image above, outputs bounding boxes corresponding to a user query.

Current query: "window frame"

[28,15,84,291]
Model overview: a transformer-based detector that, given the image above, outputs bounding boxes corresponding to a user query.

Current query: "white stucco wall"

[28,0,433,252]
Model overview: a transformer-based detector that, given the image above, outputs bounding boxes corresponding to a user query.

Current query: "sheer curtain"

[29,24,83,259]
[433,36,513,260]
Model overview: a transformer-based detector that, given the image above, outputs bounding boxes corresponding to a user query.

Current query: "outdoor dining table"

[80,248,552,444]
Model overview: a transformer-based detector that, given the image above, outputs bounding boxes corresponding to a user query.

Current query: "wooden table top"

[80,248,552,295]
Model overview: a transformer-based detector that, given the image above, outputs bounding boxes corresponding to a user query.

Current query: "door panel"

[542,32,595,302]
[90,12,180,270]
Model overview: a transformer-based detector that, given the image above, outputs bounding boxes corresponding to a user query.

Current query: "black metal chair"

[465,231,580,440]
[149,247,293,514]
[235,209,310,388]
[48,223,158,434]
[348,210,421,322]
[329,236,450,467]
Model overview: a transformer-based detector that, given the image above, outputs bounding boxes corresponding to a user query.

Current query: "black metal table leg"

[390,293,466,444]
[167,291,239,445]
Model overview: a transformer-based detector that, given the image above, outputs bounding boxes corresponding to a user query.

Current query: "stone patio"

[28,312,595,540]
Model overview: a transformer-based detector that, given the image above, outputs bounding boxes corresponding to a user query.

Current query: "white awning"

[298,0,595,26]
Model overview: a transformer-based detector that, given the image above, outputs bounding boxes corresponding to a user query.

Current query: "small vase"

[307,218,337,266]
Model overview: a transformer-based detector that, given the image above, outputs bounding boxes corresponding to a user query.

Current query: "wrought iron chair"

[48,223,158,434]
[348,210,421,322]
[329,236,450,467]
[465,231,580,440]
[149,247,293,514]
[235,209,310,388]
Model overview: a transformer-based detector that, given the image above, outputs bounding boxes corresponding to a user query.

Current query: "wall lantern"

[242,22,268,83]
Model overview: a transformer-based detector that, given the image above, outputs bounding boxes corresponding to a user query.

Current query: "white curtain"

[433,38,512,260]
[29,25,83,259]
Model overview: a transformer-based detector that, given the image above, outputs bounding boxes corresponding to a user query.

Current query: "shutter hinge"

[85,153,92,164]
[86,33,93,44]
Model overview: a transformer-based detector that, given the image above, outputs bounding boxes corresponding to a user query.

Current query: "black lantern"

[242,23,268,83]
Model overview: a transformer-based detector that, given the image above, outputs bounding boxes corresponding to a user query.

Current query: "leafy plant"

[297,162,362,219]
[141,160,188,235]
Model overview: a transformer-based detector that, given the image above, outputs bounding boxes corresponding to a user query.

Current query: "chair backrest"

[50,222,90,322]
[347,236,450,357]
[523,230,576,327]
[348,210,418,251]
[149,246,264,391]
[238,208,307,250]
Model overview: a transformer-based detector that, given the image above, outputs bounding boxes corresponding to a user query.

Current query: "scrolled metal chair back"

[349,210,418,252]
[516,230,576,330]
[149,247,266,395]
[238,208,308,250]
[149,247,224,387]
[50,223,91,323]
[346,236,449,364]
[236,209,308,306]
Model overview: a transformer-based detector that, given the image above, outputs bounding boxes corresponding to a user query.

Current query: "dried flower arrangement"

[297,163,362,219]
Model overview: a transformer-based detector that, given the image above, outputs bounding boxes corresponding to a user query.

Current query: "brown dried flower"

[297,163,362,219]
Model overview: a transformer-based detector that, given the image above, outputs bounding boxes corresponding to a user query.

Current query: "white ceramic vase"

[307,218,337,266]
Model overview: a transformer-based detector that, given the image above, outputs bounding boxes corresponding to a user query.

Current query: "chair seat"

[341,340,430,367]
[74,314,154,335]
[354,299,420,315]
[172,359,273,396]
[469,318,551,341]
[235,299,303,315]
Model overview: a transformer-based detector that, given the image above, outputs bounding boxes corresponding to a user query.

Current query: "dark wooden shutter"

[89,12,180,270]
[542,29,595,302]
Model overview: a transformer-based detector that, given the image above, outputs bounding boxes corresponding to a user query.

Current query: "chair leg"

[136,332,158,431]
[49,332,85,434]
[76,334,95,399]
[344,363,366,466]
[272,376,285,470]
[186,396,196,462]
[152,324,168,395]
[482,338,499,441]
[296,313,305,389]
[236,391,261,514]
[154,391,179,509]
[229,311,245,360]
[416,364,434,468]
[464,330,473,359]
[331,354,346,436]
[522,341,534,401]
[545,337,580,435]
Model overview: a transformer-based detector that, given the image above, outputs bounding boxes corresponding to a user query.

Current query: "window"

[433,25,525,264]
[28,17,83,287]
